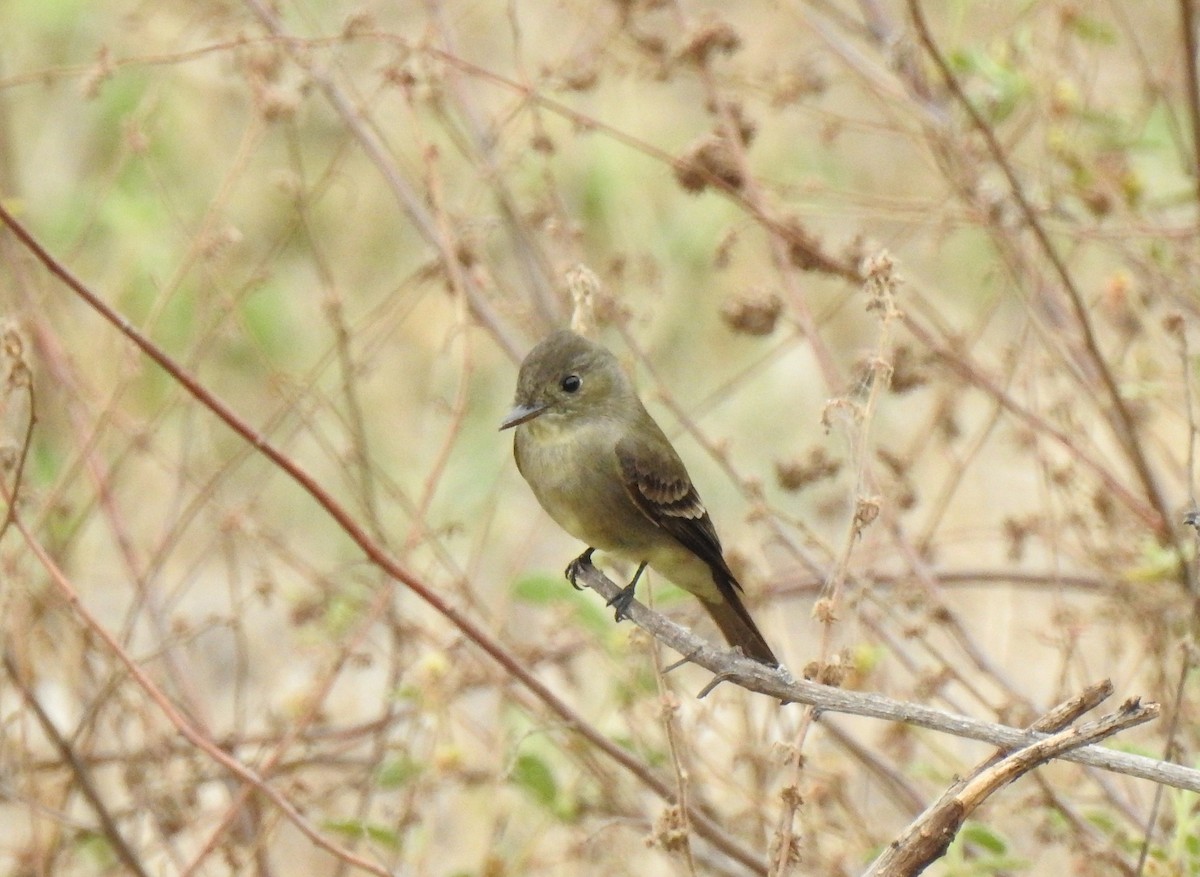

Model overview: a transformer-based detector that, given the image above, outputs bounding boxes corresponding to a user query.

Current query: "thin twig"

[903,313,1159,529]
[907,0,1175,549]
[566,560,1190,792]
[5,512,394,877]
[2,650,153,877]
[0,201,769,877]
[0,328,34,543]
[240,0,525,361]
[863,695,1158,877]
[1179,0,1200,223]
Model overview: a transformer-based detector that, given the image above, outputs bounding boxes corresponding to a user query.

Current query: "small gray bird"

[500,329,778,666]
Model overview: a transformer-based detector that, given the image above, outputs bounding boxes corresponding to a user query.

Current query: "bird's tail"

[700,584,778,667]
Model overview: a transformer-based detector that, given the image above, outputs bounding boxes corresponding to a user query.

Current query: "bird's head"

[499,329,632,432]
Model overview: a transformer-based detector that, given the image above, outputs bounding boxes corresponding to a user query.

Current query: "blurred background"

[1,0,1197,874]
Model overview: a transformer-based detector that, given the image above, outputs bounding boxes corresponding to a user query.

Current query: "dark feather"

[616,433,777,664]
[615,432,742,593]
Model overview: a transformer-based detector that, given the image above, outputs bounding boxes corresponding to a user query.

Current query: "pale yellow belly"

[514,421,721,603]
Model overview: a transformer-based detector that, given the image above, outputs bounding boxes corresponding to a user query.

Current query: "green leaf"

[74,831,116,869]
[238,283,291,358]
[961,821,1007,854]
[511,752,558,809]
[948,46,1030,123]
[512,572,612,635]
[580,593,628,634]
[1065,12,1117,45]
[377,756,422,789]
[513,574,568,604]
[323,819,403,850]
[1126,539,1186,583]
[851,642,885,676]
[324,592,364,635]
[1083,808,1118,835]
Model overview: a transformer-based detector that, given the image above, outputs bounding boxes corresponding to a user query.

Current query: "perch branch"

[569,561,1185,792]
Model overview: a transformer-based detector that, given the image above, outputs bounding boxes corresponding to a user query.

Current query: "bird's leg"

[565,548,596,590]
[606,561,647,622]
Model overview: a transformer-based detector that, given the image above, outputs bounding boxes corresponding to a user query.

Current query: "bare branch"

[570,561,1189,792]
[863,696,1158,876]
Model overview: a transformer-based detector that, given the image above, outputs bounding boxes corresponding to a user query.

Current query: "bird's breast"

[514,418,658,556]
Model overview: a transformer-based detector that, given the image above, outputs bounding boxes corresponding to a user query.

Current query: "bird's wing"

[614,431,743,592]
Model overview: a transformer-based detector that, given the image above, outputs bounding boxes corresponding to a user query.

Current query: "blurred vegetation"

[1,0,1199,875]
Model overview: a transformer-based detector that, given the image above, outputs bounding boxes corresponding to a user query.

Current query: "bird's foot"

[606,583,637,622]
[565,548,595,590]
[605,561,647,622]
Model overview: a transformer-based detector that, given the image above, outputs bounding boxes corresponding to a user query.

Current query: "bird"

[500,328,778,666]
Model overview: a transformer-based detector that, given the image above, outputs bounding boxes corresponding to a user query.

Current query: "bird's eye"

[561,374,582,393]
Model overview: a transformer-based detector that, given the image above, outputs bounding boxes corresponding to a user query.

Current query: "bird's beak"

[499,401,548,431]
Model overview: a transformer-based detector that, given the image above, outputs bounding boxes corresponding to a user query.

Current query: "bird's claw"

[605,561,646,622]
[565,548,595,590]
[606,585,636,622]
